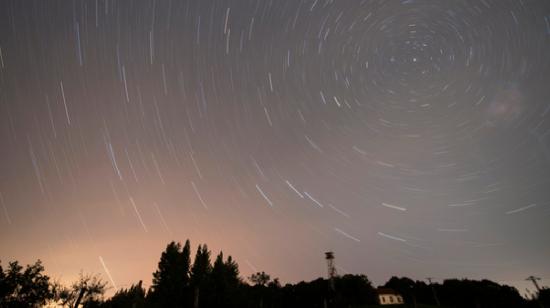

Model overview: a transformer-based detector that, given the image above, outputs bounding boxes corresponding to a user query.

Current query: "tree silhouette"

[249,272,270,287]
[437,278,525,308]
[149,240,191,307]
[335,274,377,307]
[0,259,53,307]
[248,271,273,308]
[1,241,538,308]
[180,240,192,307]
[538,287,550,308]
[208,252,226,308]
[103,280,146,308]
[207,252,242,308]
[384,276,418,307]
[190,244,212,308]
[381,276,527,308]
[53,272,107,307]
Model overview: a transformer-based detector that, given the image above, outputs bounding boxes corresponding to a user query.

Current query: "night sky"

[1,0,550,296]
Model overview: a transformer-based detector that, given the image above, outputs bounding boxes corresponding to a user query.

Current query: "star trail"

[1,0,549,295]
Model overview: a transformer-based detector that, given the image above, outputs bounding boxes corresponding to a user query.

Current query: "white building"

[377,288,404,305]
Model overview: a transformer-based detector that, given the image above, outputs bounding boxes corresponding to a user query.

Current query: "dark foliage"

[206,253,242,308]
[249,271,270,287]
[335,274,378,307]
[2,241,546,308]
[437,278,525,308]
[538,288,550,307]
[384,276,529,308]
[103,281,147,308]
[384,276,418,306]
[0,260,53,307]
[148,240,191,307]
[55,272,108,307]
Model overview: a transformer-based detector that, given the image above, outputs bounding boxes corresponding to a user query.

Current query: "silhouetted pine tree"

[207,252,242,308]
[209,252,225,307]
[190,244,212,308]
[149,240,191,307]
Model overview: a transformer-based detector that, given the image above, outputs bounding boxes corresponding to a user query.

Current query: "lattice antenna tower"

[325,251,337,291]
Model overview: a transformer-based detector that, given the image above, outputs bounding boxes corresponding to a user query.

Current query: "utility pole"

[426,277,440,307]
[526,276,542,293]
[526,276,545,308]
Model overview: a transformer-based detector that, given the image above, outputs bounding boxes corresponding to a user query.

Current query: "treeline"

[1,239,549,308]
[382,276,547,308]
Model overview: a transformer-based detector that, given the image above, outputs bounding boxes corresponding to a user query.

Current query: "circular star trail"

[1,0,549,294]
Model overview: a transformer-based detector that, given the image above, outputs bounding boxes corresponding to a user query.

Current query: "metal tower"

[325,251,337,291]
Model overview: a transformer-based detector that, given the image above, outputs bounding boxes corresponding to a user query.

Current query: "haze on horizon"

[1,0,549,297]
